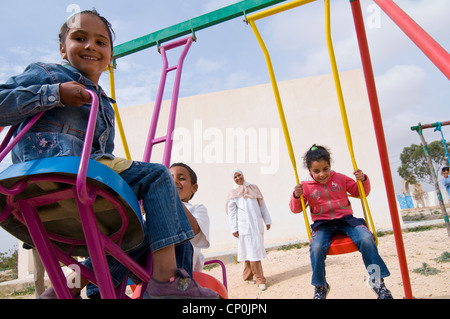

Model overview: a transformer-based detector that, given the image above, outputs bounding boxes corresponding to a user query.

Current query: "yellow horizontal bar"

[247,0,316,21]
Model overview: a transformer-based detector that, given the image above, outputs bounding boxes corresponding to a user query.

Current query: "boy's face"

[443,170,449,178]
[170,166,198,203]
[60,13,113,83]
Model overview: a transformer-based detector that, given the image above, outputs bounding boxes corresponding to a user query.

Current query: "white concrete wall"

[113,69,396,257]
[17,245,34,279]
[416,190,449,208]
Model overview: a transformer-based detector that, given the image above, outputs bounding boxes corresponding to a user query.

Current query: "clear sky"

[0,0,449,253]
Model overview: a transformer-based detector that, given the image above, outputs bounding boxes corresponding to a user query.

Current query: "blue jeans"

[84,237,193,298]
[310,221,390,287]
[84,161,194,296]
[119,162,194,252]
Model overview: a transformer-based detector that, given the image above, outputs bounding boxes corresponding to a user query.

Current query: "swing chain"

[434,122,450,166]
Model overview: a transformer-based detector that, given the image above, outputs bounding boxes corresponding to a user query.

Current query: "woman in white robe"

[226,169,272,290]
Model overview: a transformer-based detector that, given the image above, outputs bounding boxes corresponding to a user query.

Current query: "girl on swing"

[289,145,392,299]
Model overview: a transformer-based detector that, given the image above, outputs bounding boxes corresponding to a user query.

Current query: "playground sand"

[205,225,450,299]
[2,224,449,299]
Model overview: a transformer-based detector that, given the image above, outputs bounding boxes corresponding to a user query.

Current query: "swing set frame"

[106,0,450,299]
[2,0,447,300]
[104,0,450,300]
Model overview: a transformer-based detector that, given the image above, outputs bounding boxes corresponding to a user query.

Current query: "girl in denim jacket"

[290,145,392,299]
[0,10,217,299]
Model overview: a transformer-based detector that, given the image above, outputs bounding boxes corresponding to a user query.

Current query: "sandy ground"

[204,226,450,299]
[2,224,448,300]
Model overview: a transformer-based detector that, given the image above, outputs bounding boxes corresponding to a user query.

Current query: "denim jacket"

[0,62,116,163]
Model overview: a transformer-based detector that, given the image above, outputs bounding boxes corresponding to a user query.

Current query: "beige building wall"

[113,69,396,257]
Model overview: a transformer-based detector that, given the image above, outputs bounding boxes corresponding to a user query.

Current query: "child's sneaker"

[313,283,330,299]
[370,278,393,299]
[38,287,82,299]
[144,268,219,299]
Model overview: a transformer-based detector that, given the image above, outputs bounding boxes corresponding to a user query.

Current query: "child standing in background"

[289,145,392,299]
[441,167,450,201]
[170,163,210,272]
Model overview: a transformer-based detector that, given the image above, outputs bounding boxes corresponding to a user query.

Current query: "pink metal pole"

[54,247,98,284]
[163,37,194,167]
[143,36,194,167]
[19,200,73,299]
[102,233,151,283]
[143,49,170,163]
[75,192,117,299]
[77,90,99,204]
[0,113,45,164]
[373,0,450,80]
[350,0,413,299]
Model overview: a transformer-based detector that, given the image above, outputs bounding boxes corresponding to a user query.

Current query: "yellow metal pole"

[247,0,377,243]
[324,0,377,244]
[108,64,132,160]
[249,0,316,21]
[248,10,312,241]
[248,21,299,184]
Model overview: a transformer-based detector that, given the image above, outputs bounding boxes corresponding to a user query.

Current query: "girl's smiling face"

[60,13,113,84]
[309,159,331,185]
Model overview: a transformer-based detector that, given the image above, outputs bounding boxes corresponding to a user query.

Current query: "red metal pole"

[373,0,450,80]
[350,0,413,299]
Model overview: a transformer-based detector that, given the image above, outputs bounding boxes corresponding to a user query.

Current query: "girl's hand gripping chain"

[353,169,366,182]
[294,184,303,198]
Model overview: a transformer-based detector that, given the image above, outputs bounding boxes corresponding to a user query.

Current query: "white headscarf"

[231,169,250,188]
[226,169,263,213]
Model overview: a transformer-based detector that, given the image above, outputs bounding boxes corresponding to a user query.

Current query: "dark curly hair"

[303,144,331,169]
[59,9,115,51]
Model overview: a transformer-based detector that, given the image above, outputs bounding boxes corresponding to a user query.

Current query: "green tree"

[398,140,449,185]
[0,249,18,278]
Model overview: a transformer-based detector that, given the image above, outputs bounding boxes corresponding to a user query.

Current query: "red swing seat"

[327,233,358,255]
[130,259,229,299]
[193,259,228,299]
[303,200,368,256]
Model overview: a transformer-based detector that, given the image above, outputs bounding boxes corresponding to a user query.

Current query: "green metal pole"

[113,0,287,59]
[413,124,450,238]
[410,120,450,131]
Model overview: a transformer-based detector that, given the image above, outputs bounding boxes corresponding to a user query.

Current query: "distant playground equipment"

[410,121,450,238]
[1,0,449,299]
